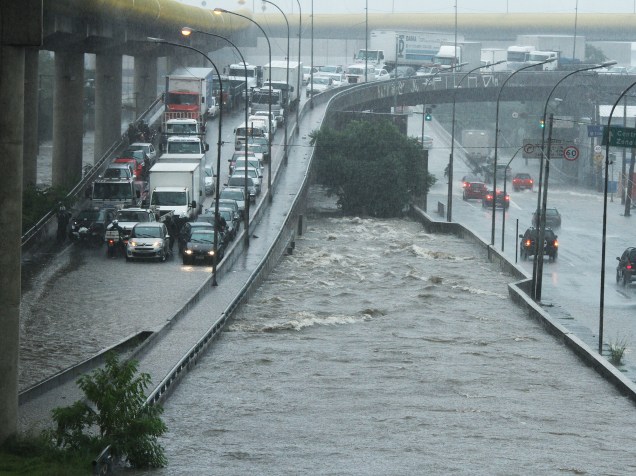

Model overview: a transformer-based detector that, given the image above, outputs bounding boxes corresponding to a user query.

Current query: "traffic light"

[425,107,432,121]
[539,118,545,129]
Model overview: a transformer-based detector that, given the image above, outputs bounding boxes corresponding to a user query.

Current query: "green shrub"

[22,185,72,234]
[51,353,167,469]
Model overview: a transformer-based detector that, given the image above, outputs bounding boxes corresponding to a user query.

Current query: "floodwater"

[135,211,636,475]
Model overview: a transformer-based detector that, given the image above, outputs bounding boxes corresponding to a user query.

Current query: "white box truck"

[263,61,302,111]
[158,152,207,196]
[435,42,482,71]
[148,162,202,221]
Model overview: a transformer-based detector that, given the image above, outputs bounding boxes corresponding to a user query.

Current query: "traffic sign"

[512,111,519,119]
[587,124,605,138]
[602,125,636,148]
[522,139,568,159]
[563,145,579,161]
[594,145,602,153]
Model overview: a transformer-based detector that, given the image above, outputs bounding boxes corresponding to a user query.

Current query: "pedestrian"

[215,212,227,233]
[127,123,136,144]
[56,205,70,242]
[165,215,177,252]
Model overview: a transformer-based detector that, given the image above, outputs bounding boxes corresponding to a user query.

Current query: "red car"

[463,181,487,200]
[512,173,534,191]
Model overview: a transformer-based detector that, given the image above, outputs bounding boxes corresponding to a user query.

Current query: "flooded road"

[137,208,636,475]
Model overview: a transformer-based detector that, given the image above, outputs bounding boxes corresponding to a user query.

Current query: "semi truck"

[355,29,461,71]
[163,67,215,130]
[481,48,509,72]
[148,162,202,221]
[506,45,535,70]
[227,62,263,97]
[263,61,302,111]
[249,87,285,126]
[90,177,145,208]
[434,42,482,71]
[516,34,586,65]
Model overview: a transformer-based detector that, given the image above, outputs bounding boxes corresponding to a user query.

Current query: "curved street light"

[292,0,302,128]
[147,36,224,282]
[447,60,506,222]
[490,57,556,246]
[532,60,617,301]
[599,79,636,354]
[259,1,290,164]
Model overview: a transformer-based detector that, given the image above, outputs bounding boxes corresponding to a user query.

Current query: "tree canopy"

[310,119,435,217]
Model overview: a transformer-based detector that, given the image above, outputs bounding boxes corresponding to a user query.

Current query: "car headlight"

[153,241,161,248]
[129,240,137,247]
[207,250,215,256]
[184,249,193,255]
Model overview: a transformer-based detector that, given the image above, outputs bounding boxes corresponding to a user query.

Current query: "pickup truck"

[104,207,161,245]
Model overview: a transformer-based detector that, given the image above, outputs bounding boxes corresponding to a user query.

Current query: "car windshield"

[189,231,214,243]
[219,210,232,221]
[546,209,559,216]
[221,190,244,202]
[117,210,149,222]
[133,226,161,238]
[167,142,201,154]
[150,191,186,206]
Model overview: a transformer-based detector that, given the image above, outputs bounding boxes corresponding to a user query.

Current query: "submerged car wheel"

[617,269,621,284]
[623,272,629,287]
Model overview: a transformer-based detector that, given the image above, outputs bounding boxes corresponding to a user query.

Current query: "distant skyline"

[177,0,636,15]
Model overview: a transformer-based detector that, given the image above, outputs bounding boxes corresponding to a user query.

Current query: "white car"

[375,69,391,81]
[128,142,157,162]
[302,66,319,84]
[204,163,215,196]
[251,110,277,134]
[306,75,334,97]
[207,96,219,119]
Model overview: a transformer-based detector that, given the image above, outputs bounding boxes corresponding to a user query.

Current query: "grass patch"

[609,336,629,366]
[0,433,93,475]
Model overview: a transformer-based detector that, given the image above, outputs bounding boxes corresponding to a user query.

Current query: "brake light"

[505,195,510,201]
[524,240,532,247]
[627,264,632,270]
[529,179,534,184]
[553,240,558,248]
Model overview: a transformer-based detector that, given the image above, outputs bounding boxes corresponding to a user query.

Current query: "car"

[127,142,157,162]
[204,163,215,196]
[232,166,262,192]
[302,65,319,84]
[306,74,334,97]
[318,65,344,75]
[197,212,234,243]
[103,163,133,180]
[226,174,259,202]
[250,110,277,134]
[178,221,215,254]
[219,187,246,218]
[389,66,417,78]
[482,189,510,209]
[126,222,170,262]
[69,206,117,245]
[234,157,264,177]
[462,174,483,188]
[324,72,346,87]
[418,135,433,150]
[216,199,241,224]
[602,65,629,75]
[416,66,441,77]
[114,153,145,179]
[182,229,226,265]
[218,207,240,240]
[228,150,257,175]
[512,173,534,191]
[519,227,558,261]
[105,207,158,245]
[375,68,391,81]
[206,96,218,119]
[532,207,561,229]
[247,136,270,162]
[463,181,487,200]
[616,247,636,286]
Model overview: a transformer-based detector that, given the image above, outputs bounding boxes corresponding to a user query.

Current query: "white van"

[345,63,376,84]
[234,121,268,150]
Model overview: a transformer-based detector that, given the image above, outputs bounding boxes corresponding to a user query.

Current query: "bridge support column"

[0,45,24,445]
[23,48,39,188]
[134,55,157,117]
[52,51,84,188]
[94,53,122,161]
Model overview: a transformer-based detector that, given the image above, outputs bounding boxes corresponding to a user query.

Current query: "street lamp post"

[501,145,525,251]
[293,0,301,129]
[447,60,505,222]
[532,60,616,301]
[599,79,636,354]
[147,36,224,283]
[491,58,556,246]
[260,1,290,164]
[213,8,273,203]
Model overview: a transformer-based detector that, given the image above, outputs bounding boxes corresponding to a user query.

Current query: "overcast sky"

[179,0,636,15]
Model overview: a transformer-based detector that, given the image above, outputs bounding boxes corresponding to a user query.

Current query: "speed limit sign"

[563,145,579,161]
[594,145,602,153]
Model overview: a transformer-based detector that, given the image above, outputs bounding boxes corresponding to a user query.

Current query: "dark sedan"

[616,247,636,286]
[482,189,510,209]
[533,207,561,229]
[178,221,214,254]
[69,206,117,245]
[519,227,558,261]
[182,229,225,265]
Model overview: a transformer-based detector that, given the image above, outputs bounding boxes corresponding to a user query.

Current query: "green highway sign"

[602,126,636,148]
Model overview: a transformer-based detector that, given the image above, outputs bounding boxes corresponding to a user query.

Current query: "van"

[234,122,267,150]
[226,175,258,202]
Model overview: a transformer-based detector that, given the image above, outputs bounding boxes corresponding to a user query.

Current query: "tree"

[585,44,607,65]
[51,354,167,468]
[309,119,435,217]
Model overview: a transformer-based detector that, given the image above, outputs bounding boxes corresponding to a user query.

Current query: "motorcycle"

[106,236,125,258]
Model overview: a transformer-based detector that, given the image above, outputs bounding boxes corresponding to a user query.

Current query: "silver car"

[126,222,170,262]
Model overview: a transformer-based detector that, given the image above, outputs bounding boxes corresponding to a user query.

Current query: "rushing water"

[134,205,636,475]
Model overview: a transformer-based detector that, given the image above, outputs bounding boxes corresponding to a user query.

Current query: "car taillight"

[553,240,558,248]
[486,194,493,200]
[524,240,532,247]
[627,264,632,270]
[529,180,534,184]
[505,196,510,201]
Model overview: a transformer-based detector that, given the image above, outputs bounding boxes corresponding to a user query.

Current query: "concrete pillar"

[52,51,84,188]
[23,48,39,188]
[134,55,158,117]
[0,45,24,445]
[94,53,122,162]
